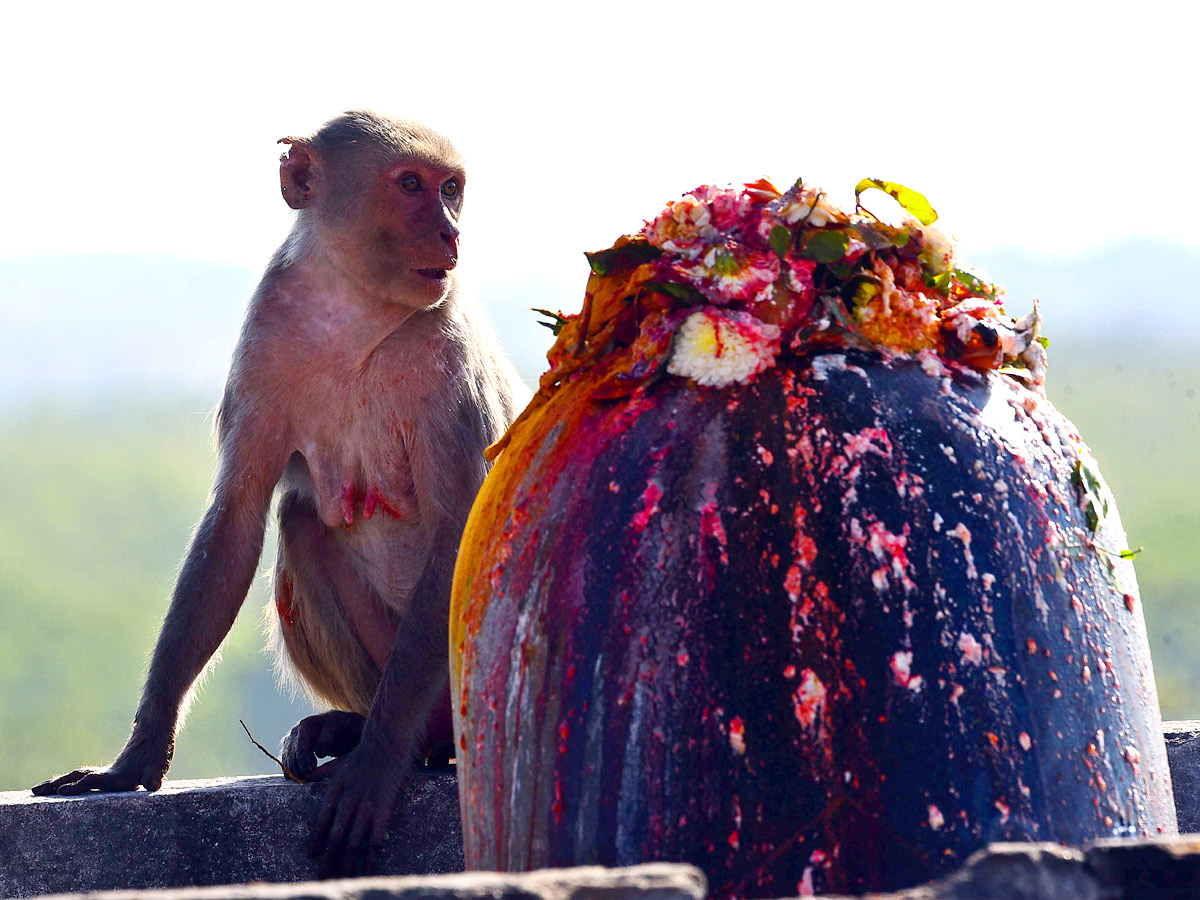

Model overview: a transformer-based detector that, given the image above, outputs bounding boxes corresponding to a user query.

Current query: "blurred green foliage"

[1048,341,1200,719]
[0,398,314,792]
[1,340,1197,793]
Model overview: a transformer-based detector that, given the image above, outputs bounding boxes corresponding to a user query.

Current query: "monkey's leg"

[270,492,396,772]
[310,535,457,877]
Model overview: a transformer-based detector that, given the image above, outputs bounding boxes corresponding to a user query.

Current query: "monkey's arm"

[33,399,288,796]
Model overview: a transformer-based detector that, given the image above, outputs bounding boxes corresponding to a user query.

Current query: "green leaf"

[1072,457,1110,532]
[769,225,792,260]
[854,223,895,251]
[531,308,569,336]
[1120,547,1144,559]
[585,241,661,275]
[800,230,850,263]
[855,178,938,225]
[1037,336,1050,349]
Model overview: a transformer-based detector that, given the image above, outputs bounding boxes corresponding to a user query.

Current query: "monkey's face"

[341,159,466,308]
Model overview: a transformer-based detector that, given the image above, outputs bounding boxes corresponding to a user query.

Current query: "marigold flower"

[668,308,782,387]
[855,258,940,352]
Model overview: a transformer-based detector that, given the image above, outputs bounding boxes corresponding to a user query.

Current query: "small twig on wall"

[239,719,306,784]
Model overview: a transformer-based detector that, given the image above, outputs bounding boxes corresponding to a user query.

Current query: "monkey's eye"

[398,174,422,193]
[441,179,460,199]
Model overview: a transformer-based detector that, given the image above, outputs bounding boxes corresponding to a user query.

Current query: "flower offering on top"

[490,177,1047,461]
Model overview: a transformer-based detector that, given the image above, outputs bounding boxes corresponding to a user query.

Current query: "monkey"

[32,111,527,876]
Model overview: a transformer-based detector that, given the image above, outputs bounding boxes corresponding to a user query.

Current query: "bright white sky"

[3,0,1197,299]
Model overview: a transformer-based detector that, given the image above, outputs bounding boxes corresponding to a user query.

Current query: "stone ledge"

[22,865,707,900]
[4,721,1200,900]
[0,773,462,899]
[1164,720,1200,832]
[815,837,1200,900]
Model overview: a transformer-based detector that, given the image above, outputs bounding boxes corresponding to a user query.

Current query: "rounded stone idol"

[450,179,1176,896]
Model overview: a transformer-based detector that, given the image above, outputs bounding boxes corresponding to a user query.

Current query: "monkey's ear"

[278,137,317,210]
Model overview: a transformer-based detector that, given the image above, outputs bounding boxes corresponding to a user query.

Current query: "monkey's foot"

[281,711,366,781]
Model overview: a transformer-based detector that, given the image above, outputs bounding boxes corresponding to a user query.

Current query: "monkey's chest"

[290,343,448,533]
[298,432,421,532]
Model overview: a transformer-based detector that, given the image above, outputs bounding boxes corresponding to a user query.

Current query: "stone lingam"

[449,178,1177,896]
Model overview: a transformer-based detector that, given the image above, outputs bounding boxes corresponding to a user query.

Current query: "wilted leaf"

[854,223,895,251]
[954,266,997,299]
[532,308,569,335]
[586,240,661,275]
[645,280,704,304]
[855,178,938,225]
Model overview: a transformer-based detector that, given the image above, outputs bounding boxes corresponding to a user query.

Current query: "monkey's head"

[279,111,466,308]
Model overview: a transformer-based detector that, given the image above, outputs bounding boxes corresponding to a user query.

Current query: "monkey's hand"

[280,711,365,780]
[307,730,410,878]
[31,734,172,796]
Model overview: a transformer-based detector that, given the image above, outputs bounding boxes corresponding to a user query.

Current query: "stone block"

[0,773,461,899]
[24,865,707,900]
[1165,720,1200,832]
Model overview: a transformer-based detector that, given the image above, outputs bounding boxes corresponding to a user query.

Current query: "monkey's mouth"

[415,267,452,282]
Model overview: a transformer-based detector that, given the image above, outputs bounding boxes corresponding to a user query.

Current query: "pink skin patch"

[275,570,297,627]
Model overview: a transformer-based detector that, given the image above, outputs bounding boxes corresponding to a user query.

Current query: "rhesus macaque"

[33,111,527,874]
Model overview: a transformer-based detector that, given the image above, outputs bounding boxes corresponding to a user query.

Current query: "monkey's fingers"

[314,798,354,877]
[340,812,373,878]
[57,770,140,795]
[309,778,343,859]
[367,809,391,872]
[31,769,91,796]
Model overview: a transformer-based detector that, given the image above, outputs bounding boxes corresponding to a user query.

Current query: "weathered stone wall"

[1165,720,1200,832]
[20,866,708,900]
[0,774,460,898]
[1,722,1199,900]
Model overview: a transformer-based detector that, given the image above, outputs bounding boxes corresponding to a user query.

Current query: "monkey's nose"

[441,232,459,260]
